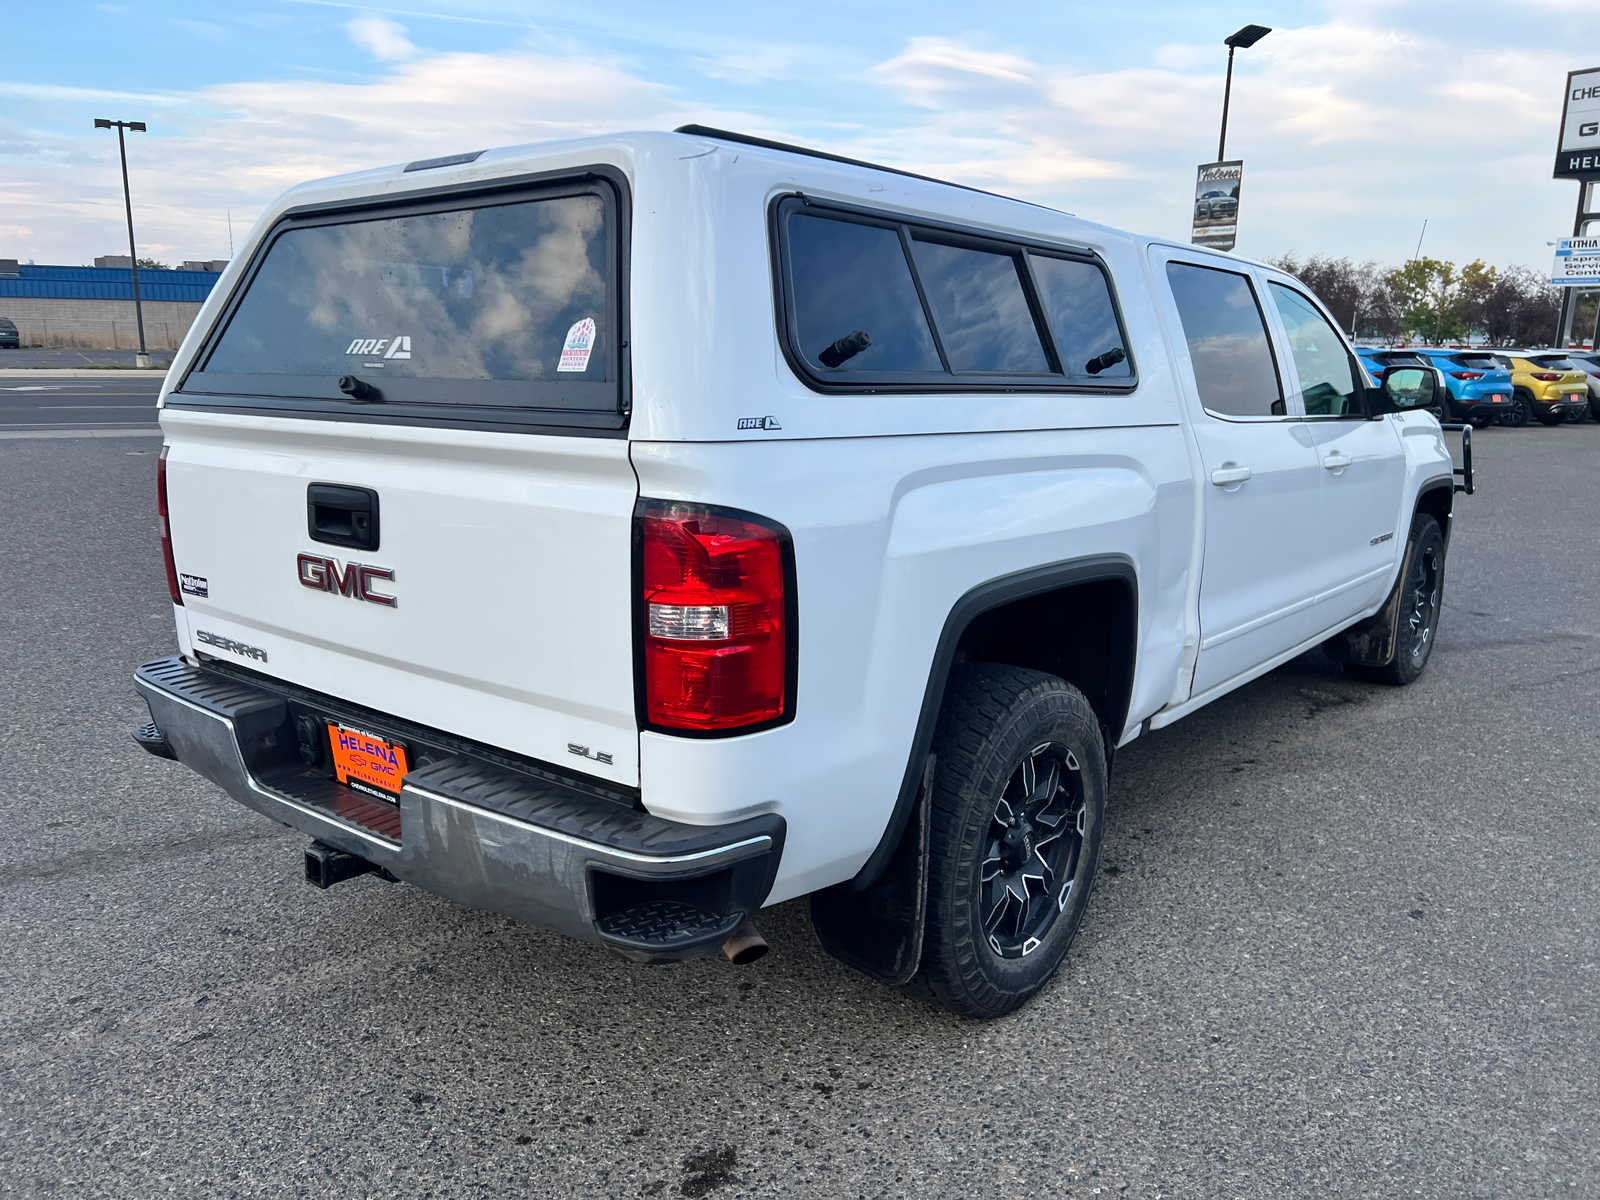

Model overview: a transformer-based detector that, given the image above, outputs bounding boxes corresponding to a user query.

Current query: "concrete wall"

[0,297,206,350]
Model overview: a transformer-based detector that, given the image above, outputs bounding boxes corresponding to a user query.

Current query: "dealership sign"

[1551,236,1600,285]
[1192,160,1243,250]
[1554,66,1600,179]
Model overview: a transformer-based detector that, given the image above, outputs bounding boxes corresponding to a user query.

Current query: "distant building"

[0,261,228,350]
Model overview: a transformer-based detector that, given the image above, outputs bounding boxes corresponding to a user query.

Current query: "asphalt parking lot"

[0,372,161,434]
[1,402,1596,1198]
[0,349,176,370]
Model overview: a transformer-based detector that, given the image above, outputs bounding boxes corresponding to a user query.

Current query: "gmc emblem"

[297,553,397,607]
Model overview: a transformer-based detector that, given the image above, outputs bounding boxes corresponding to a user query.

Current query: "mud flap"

[1328,515,1431,669]
[1326,579,1403,668]
[809,755,933,986]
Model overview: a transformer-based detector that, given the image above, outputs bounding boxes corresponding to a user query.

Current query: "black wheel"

[1589,398,1600,423]
[916,664,1106,1019]
[1469,415,1491,429]
[1504,393,1530,427]
[1349,513,1445,686]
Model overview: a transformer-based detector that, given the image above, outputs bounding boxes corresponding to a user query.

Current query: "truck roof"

[262,128,1255,272]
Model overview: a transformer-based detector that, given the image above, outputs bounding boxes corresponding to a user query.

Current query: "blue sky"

[1,0,1589,270]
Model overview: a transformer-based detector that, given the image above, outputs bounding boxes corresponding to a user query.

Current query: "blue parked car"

[1356,348,1512,426]
[1415,349,1519,427]
[1354,348,1448,419]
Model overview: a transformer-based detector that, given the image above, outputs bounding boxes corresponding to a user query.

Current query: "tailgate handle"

[307,484,380,551]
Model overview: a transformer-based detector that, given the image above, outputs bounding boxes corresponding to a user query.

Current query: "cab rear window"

[775,198,1134,393]
[183,179,623,424]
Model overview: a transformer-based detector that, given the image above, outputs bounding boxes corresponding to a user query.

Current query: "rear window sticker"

[557,317,596,373]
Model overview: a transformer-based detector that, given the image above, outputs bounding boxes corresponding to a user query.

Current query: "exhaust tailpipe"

[721,916,768,965]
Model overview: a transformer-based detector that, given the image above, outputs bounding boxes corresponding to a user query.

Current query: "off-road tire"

[1348,513,1445,686]
[914,664,1107,1019]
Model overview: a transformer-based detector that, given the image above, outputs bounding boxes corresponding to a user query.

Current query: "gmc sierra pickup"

[133,128,1472,1017]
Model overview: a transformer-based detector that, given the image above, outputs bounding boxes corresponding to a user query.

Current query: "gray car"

[0,316,20,349]
[1562,351,1600,421]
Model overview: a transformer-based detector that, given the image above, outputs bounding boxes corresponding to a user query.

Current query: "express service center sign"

[1551,236,1600,286]
[1192,161,1243,251]
[1554,66,1600,179]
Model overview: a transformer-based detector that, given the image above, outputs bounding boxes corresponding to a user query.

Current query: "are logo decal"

[344,335,411,360]
[736,415,783,431]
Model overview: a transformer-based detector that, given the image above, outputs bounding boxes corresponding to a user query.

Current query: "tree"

[1480,266,1560,346]
[1454,259,1497,337]
[1384,257,1466,343]
[1355,261,1404,341]
[135,256,169,270]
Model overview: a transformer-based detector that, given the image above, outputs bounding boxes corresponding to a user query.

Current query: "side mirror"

[1374,365,1437,415]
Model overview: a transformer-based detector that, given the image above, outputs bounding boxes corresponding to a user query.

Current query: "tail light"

[1532,371,1563,382]
[158,445,182,606]
[1450,370,1484,380]
[638,500,794,733]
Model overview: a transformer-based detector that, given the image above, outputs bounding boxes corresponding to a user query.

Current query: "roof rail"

[673,125,1071,216]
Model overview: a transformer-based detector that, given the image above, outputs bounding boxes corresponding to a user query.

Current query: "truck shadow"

[214,646,1398,1190]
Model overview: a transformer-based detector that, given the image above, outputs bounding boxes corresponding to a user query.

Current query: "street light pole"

[1217,24,1271,163]
[93,117,150,367]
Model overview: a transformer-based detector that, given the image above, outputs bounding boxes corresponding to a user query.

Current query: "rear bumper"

[1452,394,1510,417]
[133,656,783,961]
[1529,387,1587,409]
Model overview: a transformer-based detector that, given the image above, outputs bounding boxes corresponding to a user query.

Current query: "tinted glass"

[786,214,941,373]
[206,193,610,389]
[1269,283,1362,416]
[1030,255,1131,378]
[1453,353,1500,369]
[1165,263,1283,418]
[1529,354,1576,370]
[908,238,1047,373]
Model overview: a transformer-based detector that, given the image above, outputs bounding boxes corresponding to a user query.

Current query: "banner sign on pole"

[1551,236,1600,285]
[1191,160,1243,250]
[1554,67,1600,179]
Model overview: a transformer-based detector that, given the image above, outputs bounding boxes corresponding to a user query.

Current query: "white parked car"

[134,128,1470,1017]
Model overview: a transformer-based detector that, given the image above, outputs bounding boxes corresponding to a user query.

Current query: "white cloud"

[346,15,417,62]
[1,17,1582,271]
[858,23,1576,267]
[871,37,1041,108]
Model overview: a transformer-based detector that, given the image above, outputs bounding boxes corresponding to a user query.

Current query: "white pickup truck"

[133,128,1471,1017]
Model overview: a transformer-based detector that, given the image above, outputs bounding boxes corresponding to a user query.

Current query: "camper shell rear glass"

[176,171,627,432]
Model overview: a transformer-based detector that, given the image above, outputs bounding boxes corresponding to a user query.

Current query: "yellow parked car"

[1498,353,1591,425]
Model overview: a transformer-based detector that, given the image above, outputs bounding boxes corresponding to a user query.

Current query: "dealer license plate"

[327,723,409,801]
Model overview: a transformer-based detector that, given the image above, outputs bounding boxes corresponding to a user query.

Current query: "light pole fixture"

[1217,24,1271,162]
[93,117,151,366]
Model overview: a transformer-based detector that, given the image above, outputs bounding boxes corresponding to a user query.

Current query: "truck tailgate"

[161,408,640,786]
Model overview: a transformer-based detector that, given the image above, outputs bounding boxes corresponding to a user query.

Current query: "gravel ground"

[1,422,1595,1198]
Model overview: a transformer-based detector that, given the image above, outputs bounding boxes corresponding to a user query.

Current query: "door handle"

[1210,463,1252,488]
[307,483,380,551]
[1322,451,1352,473]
